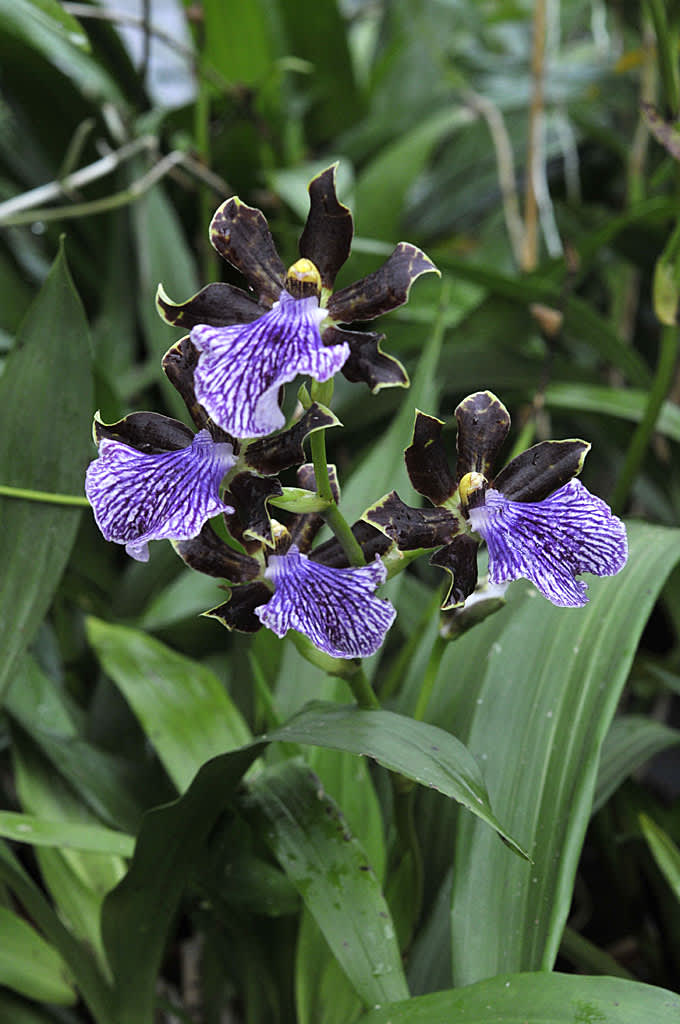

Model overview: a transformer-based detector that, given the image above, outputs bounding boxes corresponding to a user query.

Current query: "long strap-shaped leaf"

[450,520,680,984]
[355,971,680,1023]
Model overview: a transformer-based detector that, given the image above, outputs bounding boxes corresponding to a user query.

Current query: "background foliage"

[1,0,680,1021]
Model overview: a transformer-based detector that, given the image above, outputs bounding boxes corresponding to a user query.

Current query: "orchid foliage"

[86,166,628,666]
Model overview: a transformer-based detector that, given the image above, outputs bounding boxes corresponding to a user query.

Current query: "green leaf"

[0,243,93,702]
[0,811,134,858]
[356,971,680,1024]
[0,906,76,1005]
[545,382,680,442]
[639,813,680,903]
[269,702,526,858]
[0,0,89,49]
[449,521,680,984]
[0,842,115,1024]
[245,759,409,1007]
[101,743,262,1024]
[86,617,252,793]
[594,716,680,815]
[296,910,363,1024]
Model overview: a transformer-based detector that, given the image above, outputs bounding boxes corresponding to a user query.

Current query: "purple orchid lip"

[468,479,628,607]
[254,545,396,658]
[191,292,350,439]
[85,429,236,561]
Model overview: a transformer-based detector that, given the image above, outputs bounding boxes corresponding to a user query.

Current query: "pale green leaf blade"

[0,907,76,1005]
[0,244,93,702]
[639,813,680,902]
[87,617,252,792]
[0,811,134,858]
[270,703,526,858]
[594,716,680,815]
[356,971,680,1024]
[450,521,680,984]
[245,760,409,1007]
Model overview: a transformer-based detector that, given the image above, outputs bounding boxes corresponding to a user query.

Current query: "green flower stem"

[345,666,381,710]
[611,323,679,513]
[0,485,89,507]
[412,631,447,722]
[308,386,366,567]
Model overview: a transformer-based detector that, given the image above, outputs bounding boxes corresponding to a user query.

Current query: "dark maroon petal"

[298,165,353,290]
[156,281,265,330]
[244,403,341,476]
[404,411,457,506]
[327,242,438,323]
[229,472,283,547]
[493,440,591,502]
[162,336,212,434]
[455,391,511,482]
[93,411,194,453]
[324,326,408,392]
[310,520,391,569]
[430,534,479,610]
[174,523,260,583]
[210,197,286,306]
[363,491,459,551]
[205,582,272,633]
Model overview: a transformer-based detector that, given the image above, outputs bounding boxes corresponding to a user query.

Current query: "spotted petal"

[255,545,395,658]
[468,479,628,607]
[85,429,236,562]
[191,292,350,438]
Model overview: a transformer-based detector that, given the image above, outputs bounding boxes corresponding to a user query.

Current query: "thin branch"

[521,0,547,271]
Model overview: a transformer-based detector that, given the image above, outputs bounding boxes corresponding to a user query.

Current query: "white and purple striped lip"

[85,429,236,562]
[468,478,628,607]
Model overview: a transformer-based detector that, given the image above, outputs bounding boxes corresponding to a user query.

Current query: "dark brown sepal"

[209,197,286,307]
[298,165,353,290]
[310,520,392,569]
[455,391,510,482]
[204,582,272,634]
[93,410,193,453]
[363,491,459,551]
[493,439,591,502]
[287,464,340,553]
[229,472,283,547]
[325,326,409,392]
[431,534,479,610]
[162,336,211,433]
[243,403,341,476]
[156,281,264,330]
[405,411,457,505]
[327,242,439,324]
[174,523,260,582]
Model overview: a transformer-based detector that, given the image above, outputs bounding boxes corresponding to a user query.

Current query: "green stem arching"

[412,632,448,722]
[0,485,90,507]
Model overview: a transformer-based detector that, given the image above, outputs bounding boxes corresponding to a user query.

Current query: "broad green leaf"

[137,570,224,630]
[0,842,115,1024]
[356,971,680,1024]
[545,382,680,443]
[269,702,526,858]
[87,617,252,792]
[594,716,680,815]
[0,244,93,702]
[450,521,680,984]
[0,906,75,1005]
[639,813,680,902]
[11,727,127,967]
[245,759,409,1007]
[0,0,122,100]
[101,743,262,1024]
[0,811,134,858]
[0,990,62,1024]
[131,181,199,418]
[296,909,363,1024]
[201,0,276,87]
[0,0,89,48]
